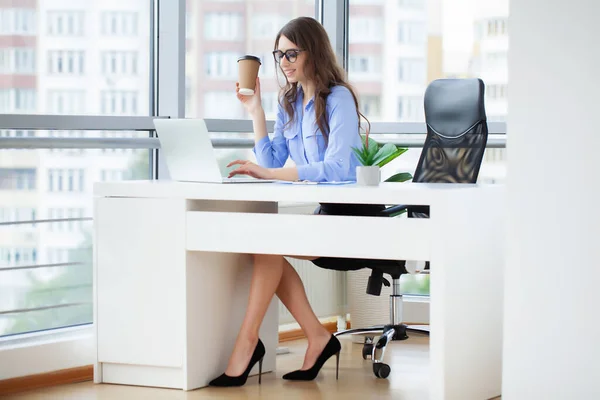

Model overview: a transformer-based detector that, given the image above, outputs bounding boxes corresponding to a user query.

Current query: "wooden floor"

[7,334,434,399]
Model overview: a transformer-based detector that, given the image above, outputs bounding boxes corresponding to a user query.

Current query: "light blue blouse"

[253,86,362,182]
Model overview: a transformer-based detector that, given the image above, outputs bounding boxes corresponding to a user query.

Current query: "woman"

[209,16,368,387]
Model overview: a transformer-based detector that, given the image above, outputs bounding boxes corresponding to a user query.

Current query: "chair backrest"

[413,78,488,184]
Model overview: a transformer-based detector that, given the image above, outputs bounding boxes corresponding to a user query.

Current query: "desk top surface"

[94,180,503,206]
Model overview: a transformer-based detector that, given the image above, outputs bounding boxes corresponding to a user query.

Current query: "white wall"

[504,0,600,398]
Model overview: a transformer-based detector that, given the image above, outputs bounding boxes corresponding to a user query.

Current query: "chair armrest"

[380,204,408,217]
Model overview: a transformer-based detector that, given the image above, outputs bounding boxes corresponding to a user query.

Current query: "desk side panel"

[429,187,505,400]
[95,197,186,369]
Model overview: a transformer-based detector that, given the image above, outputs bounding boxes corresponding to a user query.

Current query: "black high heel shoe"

[282,335,342,381]
[209,339,266,387]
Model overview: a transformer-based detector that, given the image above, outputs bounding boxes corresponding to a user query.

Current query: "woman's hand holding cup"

[236,77,263,117]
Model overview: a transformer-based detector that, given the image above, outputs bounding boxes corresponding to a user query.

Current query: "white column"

[504,0,600,399]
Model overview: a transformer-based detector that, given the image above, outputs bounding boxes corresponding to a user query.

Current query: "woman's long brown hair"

[274,17,369,143]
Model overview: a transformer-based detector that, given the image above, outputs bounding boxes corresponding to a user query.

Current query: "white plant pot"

[356,166,381,186]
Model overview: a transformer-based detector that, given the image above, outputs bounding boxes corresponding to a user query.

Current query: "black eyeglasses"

[272,49,304,64]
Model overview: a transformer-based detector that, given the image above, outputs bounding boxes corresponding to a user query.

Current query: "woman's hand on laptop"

[227,160,273,180]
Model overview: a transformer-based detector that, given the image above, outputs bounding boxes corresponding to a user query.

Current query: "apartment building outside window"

[349,55,381,75]
[0,207,36,223]
[0,89,37,113]
[252,14,288,39]
[47,50,85,75]
[101,91,139,115]
[204,12,243,40]
[360,95,381,119]
[398,58,426,84]
[101,51,139,75]
[0,248,37,266]
[48,91,85,114]
[0,168,36,190]
[486,84,508,100]
[101,12,138,36]
[0,8,36,35]
[398,21,427,45]
[0,48,36,74]
[0,130,34,138]
[47,169,85,192]
[204,52,238,79]
[47,208,84,232]
[398,96,424,122]
[349,17,383,43]
[47,11,84,36]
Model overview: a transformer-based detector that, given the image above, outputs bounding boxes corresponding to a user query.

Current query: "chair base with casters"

[333,270,430,379]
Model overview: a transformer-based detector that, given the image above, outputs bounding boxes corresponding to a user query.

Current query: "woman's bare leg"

[224,254,333,375]
[224,253,284,376]
[276,257,334,370]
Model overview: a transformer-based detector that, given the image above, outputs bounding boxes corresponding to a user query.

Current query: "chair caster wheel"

[373,363,391,379]
[362,343,373,359]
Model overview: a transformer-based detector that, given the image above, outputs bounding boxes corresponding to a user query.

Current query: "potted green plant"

[352,134,413,186]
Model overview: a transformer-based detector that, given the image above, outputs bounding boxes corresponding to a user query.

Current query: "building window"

[349,55,381,75]
[0,248,37,267]
[360,95,381,118]
[47,208,84,232]
[349,17,383,43]
[100,169,125,182]
[398,22,427,45]
[0,130,34,138]
[0,48,36,74]
[0,89,37,113]
[47,11,84,36]
[47,50,85,75]
[101,51,139,75]
[48,91,85,114]
[252,14,288,39]
[485,52,508,69]
[204,52,239,79]
[204,13,243,40]
[398,96,424,122]
[0,168,36,190]
[487,18,507,37]
[398,58,426,84]
[204,92,243,119]
[47,169,84,192]
[101,91,139,115]
[486,84,508,100]
[101,12,138,36]
[0,8,36,35]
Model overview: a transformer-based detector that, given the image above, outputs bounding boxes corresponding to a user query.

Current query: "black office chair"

[311,78,489,379]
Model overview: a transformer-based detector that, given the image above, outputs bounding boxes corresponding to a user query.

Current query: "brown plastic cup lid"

[237,55,261,64]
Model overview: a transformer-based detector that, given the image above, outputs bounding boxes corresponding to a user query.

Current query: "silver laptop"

[153,118,275,184]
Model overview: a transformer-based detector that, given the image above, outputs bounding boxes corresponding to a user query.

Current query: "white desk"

[93,181,505,400]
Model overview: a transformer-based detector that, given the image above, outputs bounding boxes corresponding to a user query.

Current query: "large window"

[347,0,509,295]
[0,1,152,338]
[347,0,509,124]
[186,1,315,121]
